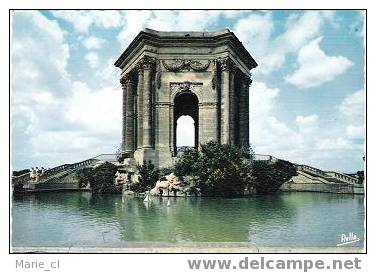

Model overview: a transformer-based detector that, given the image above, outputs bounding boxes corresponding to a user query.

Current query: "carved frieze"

[189,60,211,71]
[162,59,211,72]
[199,102,217,107]
[170,81,203,101]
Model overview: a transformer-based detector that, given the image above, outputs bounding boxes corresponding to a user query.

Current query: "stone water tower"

[115,28,257,168]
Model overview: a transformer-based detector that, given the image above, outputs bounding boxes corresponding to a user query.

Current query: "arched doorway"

[173,92,199,155]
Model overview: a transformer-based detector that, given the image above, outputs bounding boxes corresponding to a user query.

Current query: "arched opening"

[173,92,199,156]
[176,115,195,147]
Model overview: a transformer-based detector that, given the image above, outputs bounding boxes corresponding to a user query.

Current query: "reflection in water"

[12,192,364,247]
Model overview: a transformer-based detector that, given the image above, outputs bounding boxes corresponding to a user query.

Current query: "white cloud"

[339,89,365,140]
[84,52,99,68]
[249,81,363,171]
[296,114,319,138]
[339,89,364,124]
[233,12,274,59]
[282,11,333,51]
[250,82,300,154]
[64,82,121,136]
[316,136,356,151]
[51,10,122,33]
[12,11,70,95]
[285,37,353,88]
[82,36,106,49]
[296,114,318,127]
[234,11,336,75]
[95,59,119,87]
[117,10,152,45]
[346,125,364,139]
[117,10,241,47]
[12,11,122,169]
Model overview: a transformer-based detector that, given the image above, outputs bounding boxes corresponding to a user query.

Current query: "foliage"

[12,169,30,176]
[115,145,126,163]
[76,167,93,188]
[159,167,174,178]
[13,183,25,194]
[174,141,253,197]
[356,171,364,184]
[174,148,201,177]
[131,161,159,193]
[76,162,121,194]
[174,141,297,196]
[251,160,297,194]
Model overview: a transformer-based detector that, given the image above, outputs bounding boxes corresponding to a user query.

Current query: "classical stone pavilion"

[115,28,257,168]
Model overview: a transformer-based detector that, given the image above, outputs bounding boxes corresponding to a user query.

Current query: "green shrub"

[131,161,159,193]
[174,141,252,197]
[159,167,175,178]
[251,160,297,194]
[76,167,93,188]
[173,141,297,196]
[76,162,121,194]
[12,169,30,176]
[174,148,201,177]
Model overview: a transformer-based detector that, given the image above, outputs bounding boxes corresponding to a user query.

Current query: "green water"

[12,192,364,247]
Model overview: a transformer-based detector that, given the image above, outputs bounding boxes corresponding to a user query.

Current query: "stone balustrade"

[326,172,358,184]
[11,156,104,189]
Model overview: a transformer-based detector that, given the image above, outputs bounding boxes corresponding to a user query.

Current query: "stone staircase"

[12,154,118,192]
[253,154,363,194]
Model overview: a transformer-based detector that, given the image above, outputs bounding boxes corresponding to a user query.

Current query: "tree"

[174,141,253,197]
[173,141,297,196]
[251,160,297,194]
[12,169,30,176]
[76,162,121,193]
[76,167,93,188]
[131,161,159,193]
[174,148,201,177]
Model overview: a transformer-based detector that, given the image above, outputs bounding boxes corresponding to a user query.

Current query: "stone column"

[140,56,155,148]
[211,60,220,142]
[229,70,236,145]
[126,76,136,154]
[218,57,234,145]
[121,74,135,154]
[169,104,174,155]
[239,73,251,153]
[120,76,128,153]
[136,67,144,149]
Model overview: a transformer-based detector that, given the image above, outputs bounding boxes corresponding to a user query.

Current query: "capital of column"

[120,73,133,87]
[241,74,252,87]
[217,57,236,72]
[137,55,156,70]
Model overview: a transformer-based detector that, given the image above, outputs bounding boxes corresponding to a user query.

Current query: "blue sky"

[11,10,365,172]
